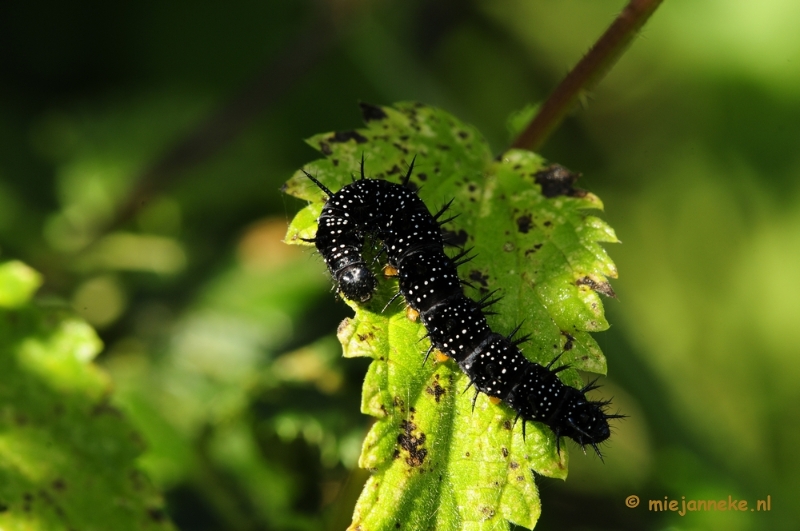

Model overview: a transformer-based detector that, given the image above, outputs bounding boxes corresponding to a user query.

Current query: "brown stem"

[510,0,665,152]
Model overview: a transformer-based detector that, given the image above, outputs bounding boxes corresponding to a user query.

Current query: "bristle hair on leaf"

[451,247,476,267]
[476,289,502,311]
[506,322,531,347]
[401,155,417,186]
[302,169,334,197]
[432,198,455,221]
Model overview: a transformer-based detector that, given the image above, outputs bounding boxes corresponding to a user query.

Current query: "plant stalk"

[510,0,665,152]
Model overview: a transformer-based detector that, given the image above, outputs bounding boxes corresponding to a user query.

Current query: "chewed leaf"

[283,103,618,531]
[284,202,323,246]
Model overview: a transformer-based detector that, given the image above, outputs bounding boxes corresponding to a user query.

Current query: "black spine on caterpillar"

[306,161,621,456]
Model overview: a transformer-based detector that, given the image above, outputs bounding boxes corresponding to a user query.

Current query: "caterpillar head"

[556,390,623,458]
[559,396,612,446]
[338,264,377,303]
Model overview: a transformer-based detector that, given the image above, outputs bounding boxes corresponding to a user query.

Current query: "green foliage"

[0,261,174,531]
[102,232,353,531]
[284,103,618,530]
[505,104,538,142]
[4,3,800,529]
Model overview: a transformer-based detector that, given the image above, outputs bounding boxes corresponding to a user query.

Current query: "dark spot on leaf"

[481,506,496,519]
[524,244,543,257]
[52,479,66,492]
[426,380,447,402]
[516,214,533,234]
[436,144,451,151]
[397,420,427,467]
[534,164,587,198]
[92,399,122,417]
[510,461,520,469]
[561,332,576,351]
[360,102,387,121]
[457,131,469,139]
[330,130,367,144]
[319,141,332,155]
[148,507,167,522]
[417,172,427,181]
[395,523,401,529]
[465,452,470,457]
[501,447,509,458]
[0,502,7,512]
[503,421,512,430]
[39,489,64,517]
[543,220,552,227]
[442,229,468,247]
[576,276,617,298]
[468,270,489,289]
[393,396,405,409]
[517,475,525,481]
[392,143,409,154]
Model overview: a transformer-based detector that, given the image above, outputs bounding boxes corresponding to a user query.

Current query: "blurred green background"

[2,0,799,530]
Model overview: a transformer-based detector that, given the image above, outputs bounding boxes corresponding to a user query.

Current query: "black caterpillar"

[304,159,621,457]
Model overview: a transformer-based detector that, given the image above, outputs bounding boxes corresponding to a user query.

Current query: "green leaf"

[0,261,42,308]
[283,103,618,530]
[505,103,538,143]
[0,261,175,531]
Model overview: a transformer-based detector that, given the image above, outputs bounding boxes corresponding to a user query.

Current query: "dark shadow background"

[2,1,799,530]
